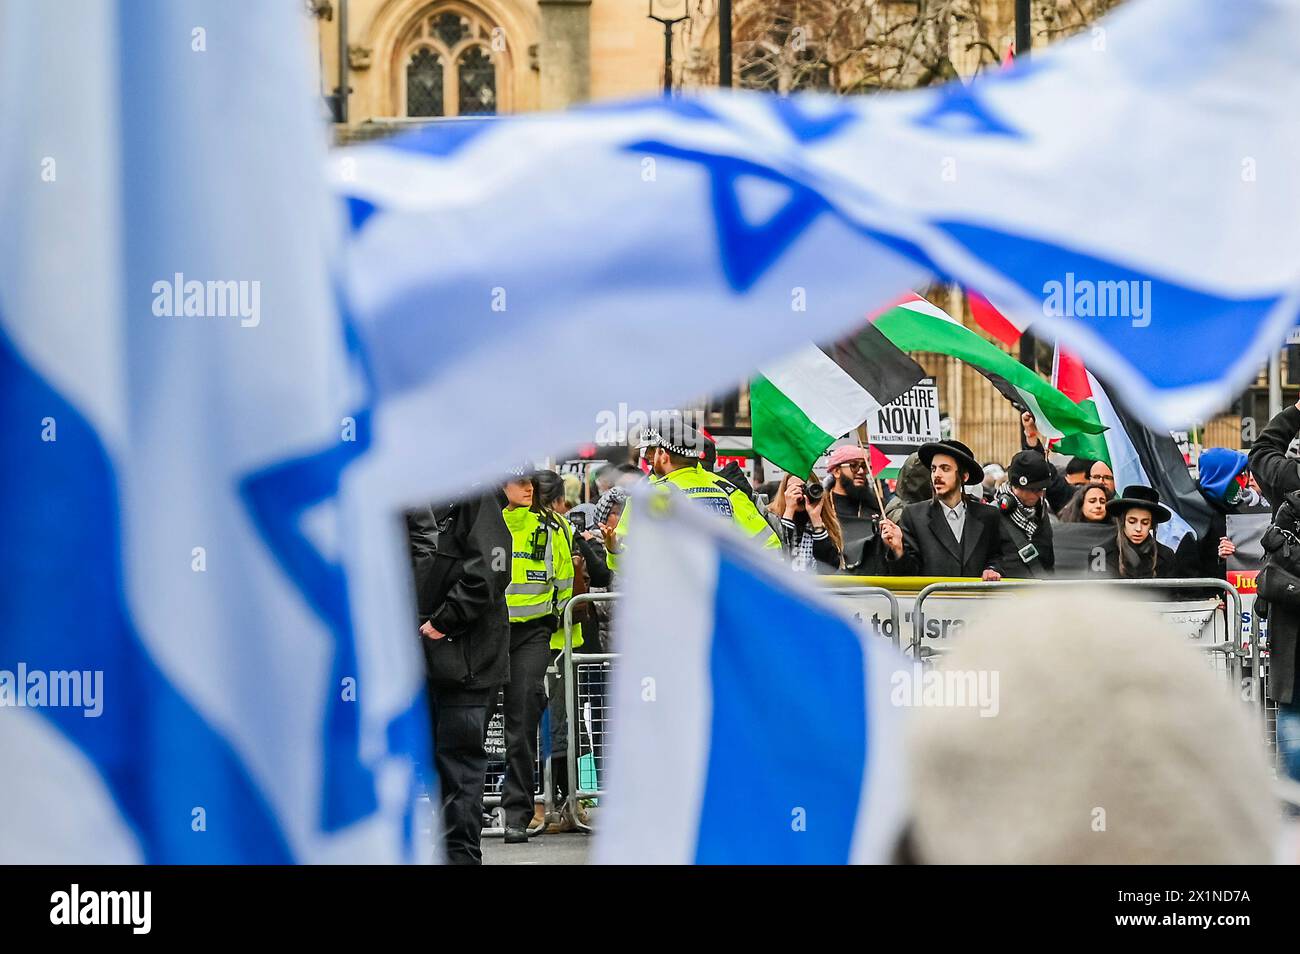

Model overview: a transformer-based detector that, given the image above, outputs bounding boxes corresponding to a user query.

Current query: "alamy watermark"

[50,884,150,934]
[594,404,707,450]
[152,272,261,327]
[1041,272,1151,327]
[890,663,999,717]
[0,664,103,717]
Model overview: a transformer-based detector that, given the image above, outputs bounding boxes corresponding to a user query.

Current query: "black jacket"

[407,490,511,690]
[1044,473,1078,515]
[887,496,1004,578]
[1173,487,1235,580]
[1097,536,1180,580]
[778,515,842,574]
[1248,404,1300,704]
[993,495,1055,579]
[832,491,887,575]
[571,528,611,588]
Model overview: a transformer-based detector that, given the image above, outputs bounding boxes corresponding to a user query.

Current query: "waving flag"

[967,289,1029,347]
[0,0,427,862]
[874,294,1103,442]
[336,0,1300,495]
[752,327,924,477]
[1052,346,1210,545]
[595,490,908,864]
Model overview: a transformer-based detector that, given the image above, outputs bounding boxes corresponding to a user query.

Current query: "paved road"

[482,831,592,865]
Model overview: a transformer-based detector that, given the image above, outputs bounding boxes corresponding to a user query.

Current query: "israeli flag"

[337,0,1300,469]
[594,494,907,864]
[0,1,427,862]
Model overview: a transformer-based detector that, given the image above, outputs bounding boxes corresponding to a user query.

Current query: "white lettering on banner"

[868,377,941,466]
[837,593,1224,644]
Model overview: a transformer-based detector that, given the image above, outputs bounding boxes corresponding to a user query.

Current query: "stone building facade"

[312,0,1248,466]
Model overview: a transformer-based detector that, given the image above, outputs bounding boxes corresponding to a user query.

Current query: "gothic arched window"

[457,46,496,115]
[394,4,507,118]
[406,47,445,116]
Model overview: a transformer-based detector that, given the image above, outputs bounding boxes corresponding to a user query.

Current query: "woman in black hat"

[1105,485,1178,579]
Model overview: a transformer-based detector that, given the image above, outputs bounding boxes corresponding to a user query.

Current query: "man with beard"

[880,439,1004,579]
[825,445,888,575]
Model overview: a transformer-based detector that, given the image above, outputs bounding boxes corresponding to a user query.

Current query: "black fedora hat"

[917,439,981,484]
[1105,484,1172,524]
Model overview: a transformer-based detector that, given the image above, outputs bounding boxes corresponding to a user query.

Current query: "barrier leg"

[564,620,580,832]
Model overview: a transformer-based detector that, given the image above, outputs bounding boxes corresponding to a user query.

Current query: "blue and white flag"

[0,1,427,862]
[593,494,908,864]
[336,0,1300,481]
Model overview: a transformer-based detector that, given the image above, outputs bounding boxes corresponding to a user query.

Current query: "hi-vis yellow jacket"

[502,506,583,649]
[607,464,780,571]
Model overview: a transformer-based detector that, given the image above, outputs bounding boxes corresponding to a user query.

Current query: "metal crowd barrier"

[547,579,1278,835]
[911,576,1241,652]
[1249,609,1280,773]
[910,578,1262,749]
[479,685,545,839]
[818,585,903,650]
[552,583,908,832]
[558,592,619,833]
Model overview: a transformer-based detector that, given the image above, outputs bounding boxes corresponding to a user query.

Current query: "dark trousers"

[501,620,552,830]
[547,648,586,800]
[428,682,492,865]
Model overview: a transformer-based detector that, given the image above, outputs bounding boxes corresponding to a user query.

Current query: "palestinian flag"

[1052,344,1211,544]
[967,288,1030,347]
[1051,345,1112,464]
[752,326,925,477]
[873,293,1104,442]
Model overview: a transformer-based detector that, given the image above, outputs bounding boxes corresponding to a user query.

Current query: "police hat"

[1008,449,1056,492]
[638,413,705,459]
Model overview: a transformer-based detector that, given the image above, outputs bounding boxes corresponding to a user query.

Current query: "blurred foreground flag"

[594,494,907,864]
[0,1,427,862]
[337,0,1300,476]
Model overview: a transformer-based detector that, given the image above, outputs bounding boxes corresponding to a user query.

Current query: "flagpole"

[854,424,888,514]
[1270,350,1283,419]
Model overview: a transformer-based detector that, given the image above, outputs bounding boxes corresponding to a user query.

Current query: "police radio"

[528,524,549,562]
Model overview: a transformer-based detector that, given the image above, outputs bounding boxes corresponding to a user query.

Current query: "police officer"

[407,480,512,865]
[500,469,575,844]
[606,415,780,569]
[994,449,1056,578]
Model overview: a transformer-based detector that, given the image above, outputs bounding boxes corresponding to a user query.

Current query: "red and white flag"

[966,288,1032,347]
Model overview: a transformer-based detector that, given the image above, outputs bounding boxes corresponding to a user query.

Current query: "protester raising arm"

[572,526,612,589]
[1248,400,1300,513]
[1019,412,1075,513]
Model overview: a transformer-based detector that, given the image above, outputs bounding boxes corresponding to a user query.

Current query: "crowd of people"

[756,410,1261,584]
[408,402,1300,865]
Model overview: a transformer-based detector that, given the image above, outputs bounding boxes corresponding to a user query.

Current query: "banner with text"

[868,377,940,479]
